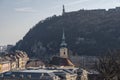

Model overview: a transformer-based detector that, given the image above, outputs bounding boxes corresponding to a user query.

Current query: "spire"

[60,28,67,47]
[62,5,65,15]
[62,28,65,40]
[60,28,68,58]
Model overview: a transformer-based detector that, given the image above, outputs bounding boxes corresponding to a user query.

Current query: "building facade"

[0,61,11,73]
[0,69,60,80]
[0,50,29,73]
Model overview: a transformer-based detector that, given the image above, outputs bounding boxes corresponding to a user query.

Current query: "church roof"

[50,56,74,67]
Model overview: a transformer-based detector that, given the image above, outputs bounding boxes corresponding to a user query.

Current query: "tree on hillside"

[96,50,120,80]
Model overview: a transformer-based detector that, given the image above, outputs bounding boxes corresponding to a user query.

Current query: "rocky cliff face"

[12,7,120,60]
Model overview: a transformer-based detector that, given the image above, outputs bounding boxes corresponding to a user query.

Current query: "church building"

[50,29,75,67]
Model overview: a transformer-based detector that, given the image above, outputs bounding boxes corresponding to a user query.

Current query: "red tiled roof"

[50,56,74,66]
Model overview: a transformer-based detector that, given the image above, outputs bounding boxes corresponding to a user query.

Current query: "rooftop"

[19,69,55,73]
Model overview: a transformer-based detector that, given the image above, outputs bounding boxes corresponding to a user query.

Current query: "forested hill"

[12,7,120,59]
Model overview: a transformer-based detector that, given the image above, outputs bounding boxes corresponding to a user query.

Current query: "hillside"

[12,7,120,60]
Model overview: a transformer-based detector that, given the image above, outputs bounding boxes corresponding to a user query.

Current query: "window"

[64,52,65,55]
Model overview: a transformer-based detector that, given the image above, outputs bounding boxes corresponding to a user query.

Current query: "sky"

[0,0,120,46]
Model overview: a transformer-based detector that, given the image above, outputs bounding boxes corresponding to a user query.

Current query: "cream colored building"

[15,51,29,69]
[4,55,17,71]
[0,61,11,73]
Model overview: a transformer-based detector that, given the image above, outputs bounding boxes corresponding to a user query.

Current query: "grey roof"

[2,69,56,79]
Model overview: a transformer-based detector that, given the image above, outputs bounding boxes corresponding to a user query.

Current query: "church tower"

[62,5,65,15]
[60,29,68,58]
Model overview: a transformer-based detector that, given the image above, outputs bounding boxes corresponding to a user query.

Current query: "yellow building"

[4,54,17,71]
[0,61,11,73]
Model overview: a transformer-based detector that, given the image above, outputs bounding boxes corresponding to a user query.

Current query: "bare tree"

[113,50,120,80]
[96,50,120,80]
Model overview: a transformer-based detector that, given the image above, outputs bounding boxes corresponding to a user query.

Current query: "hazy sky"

[0,0,120,45]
